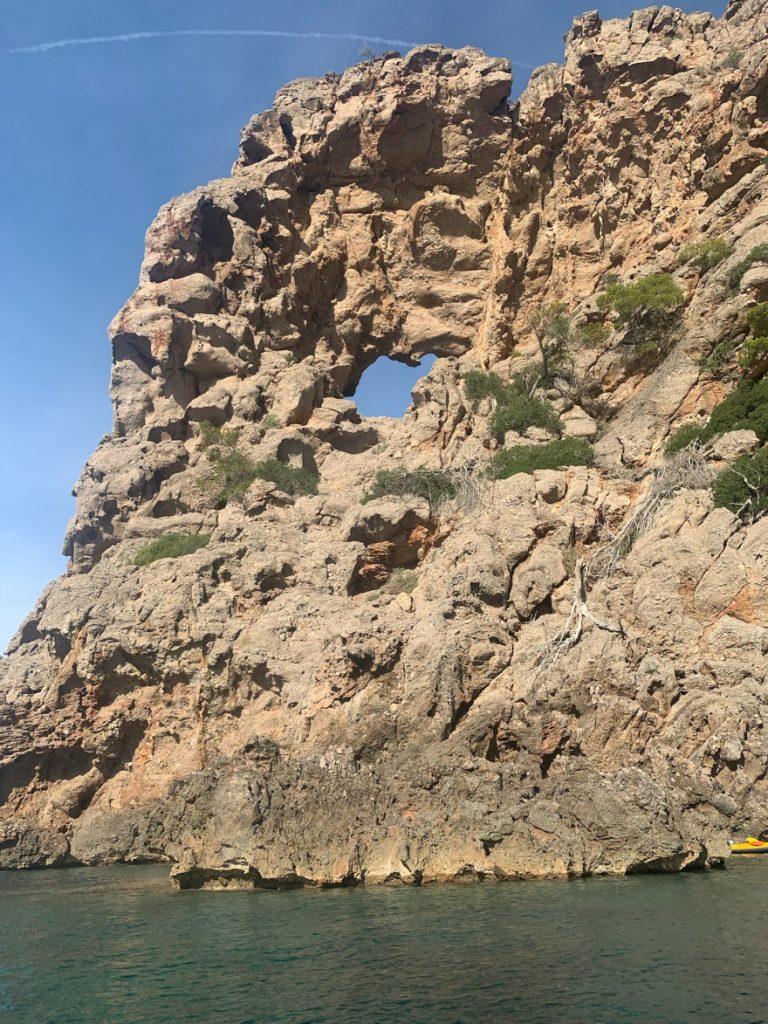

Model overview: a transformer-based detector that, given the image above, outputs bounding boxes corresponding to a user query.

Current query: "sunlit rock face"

[2,0,768,887]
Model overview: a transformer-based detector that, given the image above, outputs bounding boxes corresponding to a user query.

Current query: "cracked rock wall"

[1,0,768,887]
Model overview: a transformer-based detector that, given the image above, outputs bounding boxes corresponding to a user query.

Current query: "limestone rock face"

[2,1,768,887]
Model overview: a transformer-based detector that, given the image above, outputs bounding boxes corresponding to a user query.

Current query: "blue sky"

[0,0,725,648]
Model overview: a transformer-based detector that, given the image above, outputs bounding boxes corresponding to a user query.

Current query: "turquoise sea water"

[1,863,767,1024]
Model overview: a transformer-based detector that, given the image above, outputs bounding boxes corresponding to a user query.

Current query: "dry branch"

[534,446,714,671]
[588,447,715,581]
[535,558,626,671]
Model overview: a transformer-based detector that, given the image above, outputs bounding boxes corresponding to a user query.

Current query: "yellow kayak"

[730,837,768,855]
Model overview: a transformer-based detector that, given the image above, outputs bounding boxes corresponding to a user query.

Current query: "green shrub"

[729,244,768,290]
[706,377,768,440]
[198,419,317,502]
[624,340,661,369]
[700,339,735,374]
[199,420,240,450]
[529,302,573,346]
[665,422,704,455]
[735,303,768,371]
[527,302,574,381]
[678,238,733,272]
[252,459,319,496]
[489,438,594,480]
[462,370,508,402]
[763,156,768,169]
[746,303,768,337]
[578,323,612,348]
[739,336,768,371]
[362,469,456,505]
[259,413,280,431]
[723,47,743,69]
[712,447,768,520]
[491,390,563,439]
[668,377,768,453]
[463,371,563,440]
[133,533,210,566]
[200,445,258,502]
[596,272,685,327]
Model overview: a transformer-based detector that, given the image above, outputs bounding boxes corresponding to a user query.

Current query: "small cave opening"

[352,355,437,418]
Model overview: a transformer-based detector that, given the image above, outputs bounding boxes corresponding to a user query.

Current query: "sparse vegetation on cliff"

[489,438,594,479]
[491,387,563,439]
[463,370,508,402]
[362,468,456,506]
[463,371,563,439]
[387,568,418,593]
[729,244,768,290]
[259,413,281,431]
[8,5,768,890]
[666,376,768,453]
[665,422,705,455]
[252,459,319,496]
[700,338,735,374]
[528,302,573,381]
[133,533,211,566]
[596,273,684,328]
[199,420,318,501]
[713,447,768,520]
[678,238,733,272]
[739,303,768,372]
[199,422,259,502]
[577,323,612,348]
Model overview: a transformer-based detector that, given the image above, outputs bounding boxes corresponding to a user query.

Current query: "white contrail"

[7,28,419,56]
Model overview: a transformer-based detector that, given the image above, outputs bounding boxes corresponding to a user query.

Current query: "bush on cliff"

[528,302,574,380]
[199,420,240,450]
[739,303,768,373]
[362,468,456,506]
[678,238,733,272]
[740,336,768,372]
[577,322,612,348]
[666,376,768,453]
[198,420,318,501]
[252,459,319,496]
[462,371,563,440]
[700,338,735,375]
[489,438,594,480]
[596,272,684,328]
[706,377,768,440]
[491,388,563,439]
[665,422,705,455]
[463,370,509,403]
[200,445,259,502]
[712,447,768,521]
[729,244,768,290]
[133,533,211,566]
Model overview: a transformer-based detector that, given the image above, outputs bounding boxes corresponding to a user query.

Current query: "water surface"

[1,863,767,1023]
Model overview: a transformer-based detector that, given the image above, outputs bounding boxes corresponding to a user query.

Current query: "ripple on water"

[0,865,767,1024]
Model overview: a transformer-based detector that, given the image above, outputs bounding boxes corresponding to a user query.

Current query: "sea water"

[1,862,766,1024]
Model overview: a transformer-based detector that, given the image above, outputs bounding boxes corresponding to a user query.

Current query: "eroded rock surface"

[2,1,768,888]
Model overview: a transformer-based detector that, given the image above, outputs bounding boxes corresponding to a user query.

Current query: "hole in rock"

[354,355,436,417]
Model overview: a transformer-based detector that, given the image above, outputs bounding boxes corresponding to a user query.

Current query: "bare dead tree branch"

[535,558,626,671]
[588,446,715,581]
[533,446,715,672]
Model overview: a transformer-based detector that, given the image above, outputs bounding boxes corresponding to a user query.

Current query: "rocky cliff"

[2,1,768,888]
